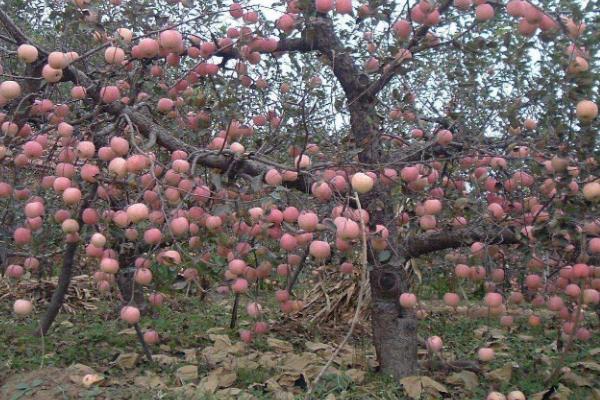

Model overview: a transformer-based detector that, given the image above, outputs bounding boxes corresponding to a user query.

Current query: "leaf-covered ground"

[1,277,599,400]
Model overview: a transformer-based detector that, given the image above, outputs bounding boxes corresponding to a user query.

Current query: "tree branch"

[366,0,453,98]
[0,8,48,55]
[403,225,520,258]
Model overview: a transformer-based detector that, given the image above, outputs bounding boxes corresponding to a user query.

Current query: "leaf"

[486,364,513,383]
[561,371,592,387]
[400,375,448,399]
[213,367,237,388]
[258,352,280,369]
[305,342,331,353]
[118,328,137,335]
[531,384,572,400]
[267,338,294,353]
[588,348,600,356]
[114,352,139,369]
[197,368,236,393]
[517,334,535,342]
[176,365,198,384]
[197,373,219,394]
[134,373,167,389]
[152,354,179,365]
[250,174,264,192]
[281,353,319,373]
[210,334,232,349]
[378,250,391,263]
[68,363,97,384]
[345,369,365,384]
[183,349,198,363]
[14,383,29,390]
[446,370,479,391]
[574,361,600,372]
[474,326,489,338]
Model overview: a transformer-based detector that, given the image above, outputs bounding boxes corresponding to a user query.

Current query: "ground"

[1,275,599,399]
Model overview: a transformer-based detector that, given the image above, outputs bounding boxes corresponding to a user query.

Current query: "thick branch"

[0,8,48,55]
[403,225,520,258]
[36,184,97,336]
[309,17,365,101]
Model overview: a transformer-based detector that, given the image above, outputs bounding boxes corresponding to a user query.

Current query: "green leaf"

[378,250,392,263]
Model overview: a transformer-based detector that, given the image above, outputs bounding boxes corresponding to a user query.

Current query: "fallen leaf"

[267,337,294,352]
[237,356,259,370]
[573,361,600,372]
[152,354,179,365]
[183,348,197,363]
[345,369,365,384]
[592,388,600,400]
[176,365,198,384]
[59,320,74,328]
[561,371,592,387]
[400,375,448,399]
[213,367,237,388]
[206,327,226,334]
[474,326,489,339]
[134,373,167,389]
[258,352,279,369]
[517,334,535,342]
[113,352,139,369]
[588,348,600,356]
[273,391,294,400]
[118,328,136,335]
[531,384,572,400]
[67,363,96,384]
[446,370,479,391]
[215,387,248,399]
[486,364,512,383]
[281,353,319,373]
[195,366,238,393]
[210,334,232,349]
[305,341,331,352]
[198,373,219,394]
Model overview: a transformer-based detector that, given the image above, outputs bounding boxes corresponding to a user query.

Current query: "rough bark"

[370,266,418,379]
[404,226,520,257]
[36,240,78,336]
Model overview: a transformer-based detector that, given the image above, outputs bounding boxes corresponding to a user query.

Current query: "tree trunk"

[36,240,78,336]
[370,267,418,379]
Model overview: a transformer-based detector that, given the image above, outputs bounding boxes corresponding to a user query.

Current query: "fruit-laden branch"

[366,0,454,98]
[60,59,315,192]
[402,225,520,258]
[217,36,313,58]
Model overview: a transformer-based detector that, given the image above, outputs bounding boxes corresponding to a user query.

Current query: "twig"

[230,293,240,329]
[134,323,153,363]
[287,248,310,293]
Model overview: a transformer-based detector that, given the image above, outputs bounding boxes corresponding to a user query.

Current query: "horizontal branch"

[403,225,520,258]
